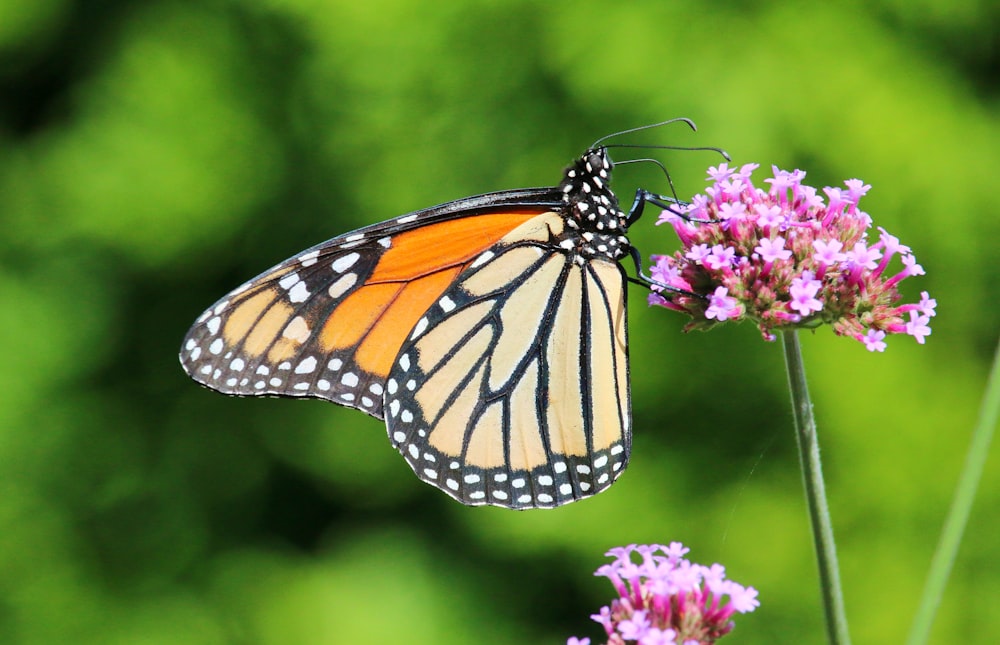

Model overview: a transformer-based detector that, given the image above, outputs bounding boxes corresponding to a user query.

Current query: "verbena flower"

[648,163,935,350]
[567,543,758,645]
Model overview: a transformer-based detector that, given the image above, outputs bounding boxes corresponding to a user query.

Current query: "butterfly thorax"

[558,147,631,264]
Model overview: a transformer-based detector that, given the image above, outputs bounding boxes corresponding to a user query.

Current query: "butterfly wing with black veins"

[181,146,635,509]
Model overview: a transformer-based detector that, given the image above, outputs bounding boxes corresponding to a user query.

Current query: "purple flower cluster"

[567,543,758,645]
[648,163,935,350]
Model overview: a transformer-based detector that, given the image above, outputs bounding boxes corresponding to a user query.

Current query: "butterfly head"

[559,147,631,262]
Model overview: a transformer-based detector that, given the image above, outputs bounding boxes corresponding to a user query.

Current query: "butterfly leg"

[626,188,722,226]
[625,189,705,299]
[626,246,705,300]
[625,189,687,227]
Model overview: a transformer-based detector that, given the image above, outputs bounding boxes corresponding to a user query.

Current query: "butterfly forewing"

[180,202,556,419]
[383,212,631,509]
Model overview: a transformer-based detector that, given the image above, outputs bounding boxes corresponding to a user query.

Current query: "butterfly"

[180,131,689,509]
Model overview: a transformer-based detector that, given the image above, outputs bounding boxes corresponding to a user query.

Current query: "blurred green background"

[1,0,997,643]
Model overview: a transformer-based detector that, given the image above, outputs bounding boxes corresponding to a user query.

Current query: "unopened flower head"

[567,543,758,645]
[648,163,934,350]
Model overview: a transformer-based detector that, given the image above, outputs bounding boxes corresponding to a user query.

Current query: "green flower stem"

[906,337,1000,645]
[781,331,852,645]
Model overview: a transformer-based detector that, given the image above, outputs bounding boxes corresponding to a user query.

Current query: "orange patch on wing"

[319,283,403,352]
[318,211,546,378]
[369,212,541,282]
[355,267,462,376]
[318,267,466,377]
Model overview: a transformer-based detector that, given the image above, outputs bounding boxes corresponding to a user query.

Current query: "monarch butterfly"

[180,127,692,509]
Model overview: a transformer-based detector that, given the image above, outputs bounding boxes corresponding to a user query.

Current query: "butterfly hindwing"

[383,212,631,508]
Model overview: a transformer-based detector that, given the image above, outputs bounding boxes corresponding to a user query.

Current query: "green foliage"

[1,0,996,643]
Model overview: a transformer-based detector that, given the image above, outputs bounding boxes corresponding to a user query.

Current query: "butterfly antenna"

[609,143,731,162]
[612,142,730,225]
[591,117,697,149]
[616,157,681,205]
